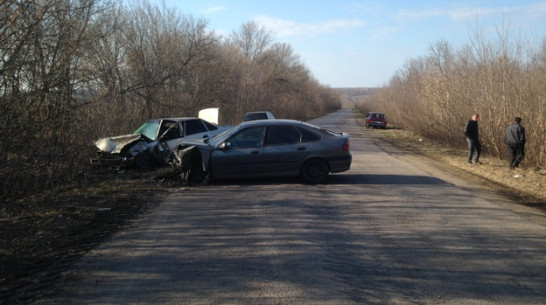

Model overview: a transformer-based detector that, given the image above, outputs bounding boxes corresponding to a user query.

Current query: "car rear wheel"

[300,158,329,184]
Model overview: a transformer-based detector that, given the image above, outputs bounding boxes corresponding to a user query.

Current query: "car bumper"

[327,154,352,173]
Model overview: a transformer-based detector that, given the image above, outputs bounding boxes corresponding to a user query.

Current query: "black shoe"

[474,160,482,164]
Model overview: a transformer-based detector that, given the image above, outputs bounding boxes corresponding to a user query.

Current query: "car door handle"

[297,146,306,151]
[251,150,260,155]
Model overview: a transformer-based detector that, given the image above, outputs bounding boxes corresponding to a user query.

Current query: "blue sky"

[162,1,546,88]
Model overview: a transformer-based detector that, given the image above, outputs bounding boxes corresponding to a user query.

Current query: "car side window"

[160,122,182,140]
[185,119,208,135]
[227,126,265,149]
[265,125,301,145]
[297,126,322,142]
[158,121,181,141]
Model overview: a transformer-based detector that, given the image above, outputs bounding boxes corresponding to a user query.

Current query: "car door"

[154,120,184,160]
[210,125,266,177]
[261,124,307,174]
[162,119,210,152]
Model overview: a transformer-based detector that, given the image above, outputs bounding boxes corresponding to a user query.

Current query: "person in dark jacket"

[504,117,526,169]
[464,114,481,164]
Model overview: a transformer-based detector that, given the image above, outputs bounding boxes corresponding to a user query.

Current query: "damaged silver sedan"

[93,117,230,170]
[169,119,352,184]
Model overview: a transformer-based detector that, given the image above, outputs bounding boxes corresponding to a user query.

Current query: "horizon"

[159,0,546,88]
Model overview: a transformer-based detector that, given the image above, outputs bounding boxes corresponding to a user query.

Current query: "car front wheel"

[300,158,329,184]
[186,153,208,185]
[134,151,158,170]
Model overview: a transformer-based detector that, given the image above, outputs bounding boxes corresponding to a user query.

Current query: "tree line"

[359,26,545,167]
[0,0,341,200]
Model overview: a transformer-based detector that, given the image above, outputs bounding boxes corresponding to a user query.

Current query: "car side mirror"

[218,142,227,150]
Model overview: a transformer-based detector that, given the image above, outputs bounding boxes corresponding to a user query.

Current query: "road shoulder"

[371,135,546,227]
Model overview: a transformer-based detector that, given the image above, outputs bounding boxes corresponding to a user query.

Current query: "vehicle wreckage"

[92,108,230,170]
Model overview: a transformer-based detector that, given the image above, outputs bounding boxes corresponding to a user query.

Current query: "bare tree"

[361,26,546,166]
[0,0,342,200]
[229,21,274,62]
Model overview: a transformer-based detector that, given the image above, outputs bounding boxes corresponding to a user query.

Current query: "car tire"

[300,158,329,184]
[187,150,214,185]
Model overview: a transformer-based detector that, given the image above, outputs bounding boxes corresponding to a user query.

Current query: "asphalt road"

[39,108,546,304]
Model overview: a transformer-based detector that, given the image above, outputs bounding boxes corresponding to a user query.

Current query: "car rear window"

[244,113,267,121]
[297,126,322,142]
[202,120,218,131]
[369,113,385,119]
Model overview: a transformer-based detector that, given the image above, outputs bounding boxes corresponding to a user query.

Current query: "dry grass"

[0,168,178,304]
[372,126,546,207]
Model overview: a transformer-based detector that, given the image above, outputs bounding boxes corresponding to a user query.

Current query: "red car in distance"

[365,112,387,129]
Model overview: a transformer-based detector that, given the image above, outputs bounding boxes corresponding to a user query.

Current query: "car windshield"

[135,120,160,140]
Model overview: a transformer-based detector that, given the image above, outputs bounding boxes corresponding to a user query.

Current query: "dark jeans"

[508,144,525,167]
[466,137,481,163]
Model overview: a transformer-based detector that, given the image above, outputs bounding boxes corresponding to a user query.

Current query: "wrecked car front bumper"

[169,144,212,184]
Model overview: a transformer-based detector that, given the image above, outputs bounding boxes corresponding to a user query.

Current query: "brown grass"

[0,168,178,303]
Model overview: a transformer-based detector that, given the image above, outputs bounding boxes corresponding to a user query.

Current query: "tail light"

[342,140,350,151]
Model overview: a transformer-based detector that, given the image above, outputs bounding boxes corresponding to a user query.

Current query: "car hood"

[95,133,142,154]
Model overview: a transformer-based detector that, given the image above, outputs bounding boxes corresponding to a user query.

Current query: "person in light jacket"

[504,117,526,169]
[464,114,481,164]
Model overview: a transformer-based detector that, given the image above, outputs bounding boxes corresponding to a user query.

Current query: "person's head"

[472,114,479,121]
[514,117,522,124]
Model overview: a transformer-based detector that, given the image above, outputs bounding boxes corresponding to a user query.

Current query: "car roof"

[245,111,272,114]
[155,117,199,121]
[147,117,218,125]
[239,119,303,126]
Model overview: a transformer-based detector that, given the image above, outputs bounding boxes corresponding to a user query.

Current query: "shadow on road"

[206,174,447,186]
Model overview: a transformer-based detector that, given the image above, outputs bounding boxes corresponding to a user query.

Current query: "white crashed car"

[93,109,230,170]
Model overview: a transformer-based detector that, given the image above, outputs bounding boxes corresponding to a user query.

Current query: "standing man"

[504,117,526,169]
[464,114,482,164]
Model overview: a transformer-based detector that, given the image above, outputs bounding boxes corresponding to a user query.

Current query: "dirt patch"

[0,167,180,304]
